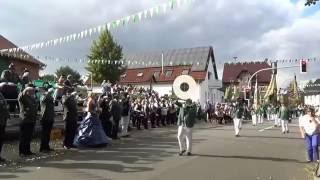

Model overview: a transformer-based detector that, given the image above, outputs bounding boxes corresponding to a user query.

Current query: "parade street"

[0,120,309,180]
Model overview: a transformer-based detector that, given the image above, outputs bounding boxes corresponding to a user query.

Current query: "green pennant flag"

[155,5,160,14]
[133,14,138,23]
[171,0,176,9]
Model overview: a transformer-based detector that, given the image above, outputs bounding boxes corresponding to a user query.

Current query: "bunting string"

[0,0,195,53]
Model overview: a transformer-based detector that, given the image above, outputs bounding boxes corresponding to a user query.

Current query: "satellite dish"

[173,75,197,100]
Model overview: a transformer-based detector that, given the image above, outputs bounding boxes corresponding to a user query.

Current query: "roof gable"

[0,35,44,66]
[222,61,272,83]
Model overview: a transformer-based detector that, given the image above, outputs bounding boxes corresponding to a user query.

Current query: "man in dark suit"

[18,87,38,156]
[110,96,122,139]
[62,90,78,149]
[0,92,9,161]
[40,88,55,152]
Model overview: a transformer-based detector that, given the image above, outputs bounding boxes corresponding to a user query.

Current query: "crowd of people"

[0,64,198,161]
[1,63,320,163]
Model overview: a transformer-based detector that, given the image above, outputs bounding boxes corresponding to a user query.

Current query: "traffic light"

[300,59,307,73]
[244,88,251,100]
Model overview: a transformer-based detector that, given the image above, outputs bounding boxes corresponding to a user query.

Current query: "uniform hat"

[186,99,192,105]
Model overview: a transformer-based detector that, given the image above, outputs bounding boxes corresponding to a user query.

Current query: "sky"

[0,0,320,88]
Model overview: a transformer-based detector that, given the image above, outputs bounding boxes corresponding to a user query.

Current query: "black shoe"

[122,135,130,138]
[187,152,192,156]
[0,157,6,163]
[235,134,240,137]
[178,150,186,156]
[282,131,286,134]
[20,152,36,157]
[40,148,55,153]
[286,130,289,133]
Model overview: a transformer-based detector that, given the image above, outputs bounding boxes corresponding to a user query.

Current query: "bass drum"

[0,82,19,112]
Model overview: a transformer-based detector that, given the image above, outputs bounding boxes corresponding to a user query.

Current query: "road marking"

[259,126,274,132]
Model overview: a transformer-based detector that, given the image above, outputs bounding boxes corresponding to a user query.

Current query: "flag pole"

[161,52,164,74]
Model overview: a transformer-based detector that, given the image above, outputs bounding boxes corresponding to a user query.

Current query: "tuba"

[172,75,197,101]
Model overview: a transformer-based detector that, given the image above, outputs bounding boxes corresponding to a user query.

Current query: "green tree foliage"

[40,74,55,82]
[86,29,125,84]
[305,0,319,6]
[55,66,81,84]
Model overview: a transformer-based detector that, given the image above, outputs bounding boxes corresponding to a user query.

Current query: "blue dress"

[73,112,108,148]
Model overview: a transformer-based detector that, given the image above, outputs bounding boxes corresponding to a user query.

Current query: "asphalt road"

[0,120,311,180]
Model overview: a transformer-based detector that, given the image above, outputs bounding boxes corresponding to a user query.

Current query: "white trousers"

[233,118,242,135]
[252,114,257,126]
[274,115,280,126]
[267,113,271,121]
[120,116,130,136]
[177,126,192,153]
[258,115,264,124]
[281,119,289,132]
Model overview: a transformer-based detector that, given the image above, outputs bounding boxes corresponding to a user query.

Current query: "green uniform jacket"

[18,93,38,123]
[0,92,9,126]
[177,104,196,128]
[278,106,290,120]
[41,93,55,122]
[234,105,244,119]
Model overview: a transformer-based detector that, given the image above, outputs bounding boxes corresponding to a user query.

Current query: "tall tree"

[55,66,81,84]
[86,29,125,84]
[305,0,319,6]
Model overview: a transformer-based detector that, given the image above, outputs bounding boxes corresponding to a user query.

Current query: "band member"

[299,107,320,162]
[233,101,244,137]
[274,104,281,127]
[251,106,257,126]
[257,105,264,124]
[110,96,122,139]
[121,93,130,137]
[99,95,112,137]
[0,92,9,161]
[62,90,78,149]
[279,103,290,134]
[18,87,38,156]
[40,88,55,152]
[0,63,20,84]
[177,99,196,156]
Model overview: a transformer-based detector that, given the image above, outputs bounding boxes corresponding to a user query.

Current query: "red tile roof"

[0,35,44,66]
[222,61,272,84]
[120,65,206,84]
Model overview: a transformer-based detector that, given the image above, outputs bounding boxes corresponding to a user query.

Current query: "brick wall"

[10,59,40,80]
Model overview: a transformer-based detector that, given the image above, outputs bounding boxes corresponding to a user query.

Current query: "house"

[0,35,45,80]
[304,79,320,106]
[222,61,272,99]
[120,46,223,107]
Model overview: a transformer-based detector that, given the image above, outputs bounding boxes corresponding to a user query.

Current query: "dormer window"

[182,69,189,75]
[154,71,160,77]
[137,72,143,77]
[165,70,173,77]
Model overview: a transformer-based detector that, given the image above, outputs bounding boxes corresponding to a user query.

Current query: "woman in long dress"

[73,92,108,148]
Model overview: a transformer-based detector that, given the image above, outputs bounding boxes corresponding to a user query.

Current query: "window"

[181,69,189,75]
[137,72,143,77]
[165,70,173,77]
[208,72,212,80]
[120,74,126,78]
[154,71,160,77]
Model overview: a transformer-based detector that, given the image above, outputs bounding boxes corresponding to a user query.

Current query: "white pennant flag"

[138,12,143,21]
[97,25,102,33]
[144,10,148,18]
[149,8,154,17]
[59,38,63,44]
[40,43,44,48]
[93,27,97,33]
[107,23,111,30]
[126,16,131,23]
[177,0,182,7]
[81,31,84,38]
[162,4,167,13]
[66,36,69,42]
[84,30,88,37]
[89,28,93,36]
[101,24,106,31]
